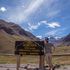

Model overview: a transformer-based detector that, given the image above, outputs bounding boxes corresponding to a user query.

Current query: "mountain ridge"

[49,34,70,46]
[0,19,39,54]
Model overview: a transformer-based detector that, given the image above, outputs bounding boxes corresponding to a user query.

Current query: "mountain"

[63,34,70,42]
[48,36,61,46]
[0,19,39,54]
[62,34,70,46]
[51,34,70,46]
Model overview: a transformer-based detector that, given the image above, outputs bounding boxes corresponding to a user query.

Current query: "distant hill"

[62,34,70,46]
[0,19,39,54]
[51,34,70,46]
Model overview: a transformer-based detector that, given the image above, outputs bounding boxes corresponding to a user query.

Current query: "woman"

[44,37,55,70]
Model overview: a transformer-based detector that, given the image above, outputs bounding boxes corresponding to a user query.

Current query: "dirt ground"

[0,64,70,70]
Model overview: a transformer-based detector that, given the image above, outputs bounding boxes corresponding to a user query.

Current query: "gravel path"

[0,64,70,70]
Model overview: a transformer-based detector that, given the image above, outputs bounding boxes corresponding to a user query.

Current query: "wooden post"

[39,55,44,70]
[16,55,20,70]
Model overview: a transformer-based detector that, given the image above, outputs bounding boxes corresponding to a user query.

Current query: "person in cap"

[44,37,55,70]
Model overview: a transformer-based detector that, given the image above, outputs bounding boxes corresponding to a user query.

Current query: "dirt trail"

[0,64,70,70]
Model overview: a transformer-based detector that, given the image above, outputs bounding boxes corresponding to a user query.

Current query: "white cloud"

[46,28,66,37]
[40,20,47,25]
[45,0,61,18]
[7,0,44,23]
[24,0,44,15]
[27,21,61,31]
[54,36,61,40]
[0,7,7,12]
[6,0,61,24]
[28,22,41,30]
[36,35,42,39]
[47,22,61,28]
[47,10,60,18]
[21,5,25,8]
[46,30,57,36]
[40,21,61,28]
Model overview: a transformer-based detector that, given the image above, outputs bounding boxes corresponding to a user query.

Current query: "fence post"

[16,55,20,70]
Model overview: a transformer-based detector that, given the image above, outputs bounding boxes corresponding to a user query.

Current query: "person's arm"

[44,40,47,45]
[50,43,55,52]
[52,44,55,51]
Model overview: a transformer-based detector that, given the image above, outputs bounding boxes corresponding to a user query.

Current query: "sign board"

[15,41,44,55]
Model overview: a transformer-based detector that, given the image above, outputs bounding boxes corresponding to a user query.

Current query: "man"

[44,37,55,70]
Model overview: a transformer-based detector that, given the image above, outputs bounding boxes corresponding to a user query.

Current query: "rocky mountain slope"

[0,19,39,54]
[50,34,70,46]
[62,34,70,46]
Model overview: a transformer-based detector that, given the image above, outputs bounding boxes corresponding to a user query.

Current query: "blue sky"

[0,0,70,39]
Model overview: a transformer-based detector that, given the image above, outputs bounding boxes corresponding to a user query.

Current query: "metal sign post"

[15,41,45,70]
[16,55,20,70]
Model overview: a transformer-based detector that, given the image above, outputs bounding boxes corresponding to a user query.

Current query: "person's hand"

[53,46,55,51]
